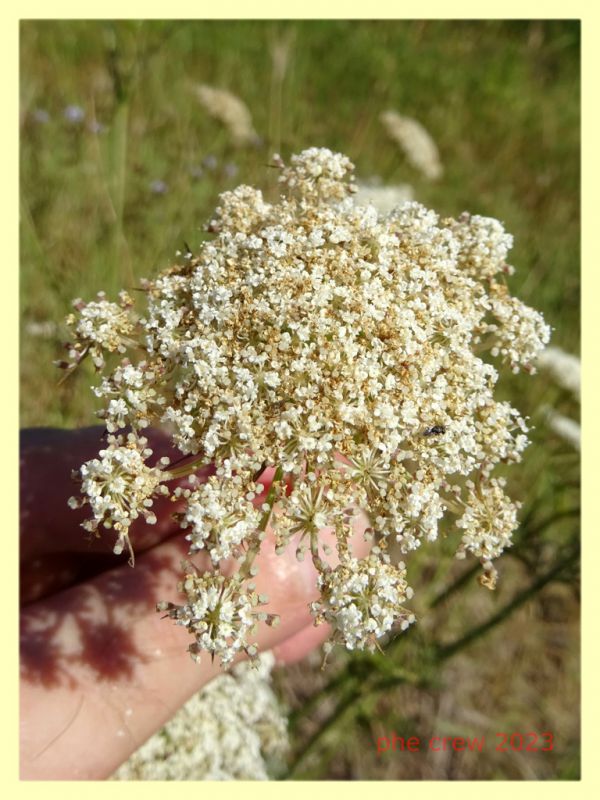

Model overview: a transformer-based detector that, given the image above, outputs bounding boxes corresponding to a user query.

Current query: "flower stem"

[165,454,211,480]
[239,465,284,580]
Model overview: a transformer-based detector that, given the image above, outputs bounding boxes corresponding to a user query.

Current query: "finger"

[20,427,203,561]
[20,508,370,780]
[20,427,215,603]
[273,621,332,665]
[20,428,149,558]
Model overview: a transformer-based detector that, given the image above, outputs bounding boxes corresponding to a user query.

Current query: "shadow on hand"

[20,548,180,689]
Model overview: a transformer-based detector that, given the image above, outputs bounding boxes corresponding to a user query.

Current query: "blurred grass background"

[20,20,580,780]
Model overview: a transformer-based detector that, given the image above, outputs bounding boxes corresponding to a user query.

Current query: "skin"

[20,427,369,780]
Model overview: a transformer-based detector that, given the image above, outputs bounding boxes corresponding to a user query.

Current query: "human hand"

[20,427,369,780]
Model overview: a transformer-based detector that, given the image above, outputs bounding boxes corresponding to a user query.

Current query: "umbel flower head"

[65,147,550,666]
[157,564,278,667]
[312,552,416,652]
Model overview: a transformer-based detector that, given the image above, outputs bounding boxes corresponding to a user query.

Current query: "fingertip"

[272,621,332,665]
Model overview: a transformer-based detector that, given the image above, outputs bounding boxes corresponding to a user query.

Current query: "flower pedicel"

[64,147,550,666]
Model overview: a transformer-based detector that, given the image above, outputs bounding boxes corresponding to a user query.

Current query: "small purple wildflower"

[202,154,218,171]
[64,105,86,124]
[149,179,168,195]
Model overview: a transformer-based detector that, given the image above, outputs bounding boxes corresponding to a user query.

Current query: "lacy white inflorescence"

[112,652,288,780]
[65,147,550,666]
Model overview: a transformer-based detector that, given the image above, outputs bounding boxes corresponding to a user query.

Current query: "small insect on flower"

[423,425,446,437]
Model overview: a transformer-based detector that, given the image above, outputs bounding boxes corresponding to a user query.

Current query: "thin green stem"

[108,101,132,289]
[285,680,361,779]
[436,546,579,661]
[164,454,211,480]
[239,465,284,581]
[429,562,480,609]
[259,465,284,530]
[429,505,579,609]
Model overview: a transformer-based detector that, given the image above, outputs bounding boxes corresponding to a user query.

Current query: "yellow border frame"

[7,4,596,793]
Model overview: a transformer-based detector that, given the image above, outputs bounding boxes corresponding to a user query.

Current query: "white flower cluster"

[25,319,59,338]
[538,346,580,398]
[112,652,288,780]
[68,434,169,563]
[354,181,414,215]
[537,345,581,451]
[65,291,134,369]
[157,564,278,666]
[545,409,580,451]
[66,147,550,662]
[455,477,519,561]
[380,110,443,180]
[312,554,415,652]
[195,84,259,147]
[179,476,263,563]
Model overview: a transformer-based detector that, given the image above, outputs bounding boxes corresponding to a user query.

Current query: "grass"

[20,19,580,780]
